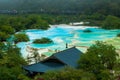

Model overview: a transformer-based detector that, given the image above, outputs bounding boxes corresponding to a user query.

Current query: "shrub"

[83,29,92,33]
[34,67,96,80]
[117,33,120,37]
[14,33,29,43]
[33,37,53,44]
[102,15,120,29]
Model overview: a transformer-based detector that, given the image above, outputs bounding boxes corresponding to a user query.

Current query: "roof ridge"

[53,46,76,55]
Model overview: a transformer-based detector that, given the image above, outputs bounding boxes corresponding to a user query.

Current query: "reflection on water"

[17,26,120,57]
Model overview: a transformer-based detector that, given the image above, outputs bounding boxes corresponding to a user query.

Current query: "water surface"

[17,25,120,57]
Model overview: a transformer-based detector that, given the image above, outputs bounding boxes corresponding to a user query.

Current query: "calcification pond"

[17,25,120,57]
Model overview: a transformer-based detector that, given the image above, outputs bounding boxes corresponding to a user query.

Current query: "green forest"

[0,0,120,28]
[0,0,120,17]
[0,0,120,80]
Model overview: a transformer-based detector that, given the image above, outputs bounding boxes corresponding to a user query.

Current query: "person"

[66,43,68,48]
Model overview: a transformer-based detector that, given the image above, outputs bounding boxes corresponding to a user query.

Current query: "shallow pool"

[17,25,120,57]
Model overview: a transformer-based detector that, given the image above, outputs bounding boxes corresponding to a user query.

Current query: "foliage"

[14,33,29,43]
[0,0,120,17]
[0,0,119,29]
[83,29,92,33]
[0,42,28,80]
[102,15,120,29]
[0,25,15,34]
[117,33,120,37]
[0,22,15,42]
[26,15,50,30]
[35,67,96,80]
[0,14,119,30]
[0,32,10,42]
[18,74,31,80]
[33,37,53,44]
[0,15,50,32]
[78,41,118,80]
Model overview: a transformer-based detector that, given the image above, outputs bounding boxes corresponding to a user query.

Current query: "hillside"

[0,0,120,16]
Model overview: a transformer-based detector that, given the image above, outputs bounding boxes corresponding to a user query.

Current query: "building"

[69,22,90,26]
[23,47,83,75]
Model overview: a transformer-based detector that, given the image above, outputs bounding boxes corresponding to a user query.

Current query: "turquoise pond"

[17,25,120,57]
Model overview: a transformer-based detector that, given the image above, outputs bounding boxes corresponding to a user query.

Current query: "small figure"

[66,43,68,48]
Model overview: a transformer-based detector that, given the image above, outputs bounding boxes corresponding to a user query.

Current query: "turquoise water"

[17,26,120,57]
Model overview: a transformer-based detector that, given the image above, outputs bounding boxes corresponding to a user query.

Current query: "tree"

[36,67,96,80]
[78,41,118,79]
[0,42,28,80]
[33,38,53,44]
[26,15,50,30]
[117,33,120,37]
[102,15,120,29]
[0,32,10,42]
[0,25,15,34]
[0,42,6,51]
[83,29,92,33]
[8,16,26,32]
[14,33,29,43]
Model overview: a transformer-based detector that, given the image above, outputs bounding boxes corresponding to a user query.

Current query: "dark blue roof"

[23,62,64,73]
[24,63,49,73]
[53,47,82,67]
[23,47,83,73]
